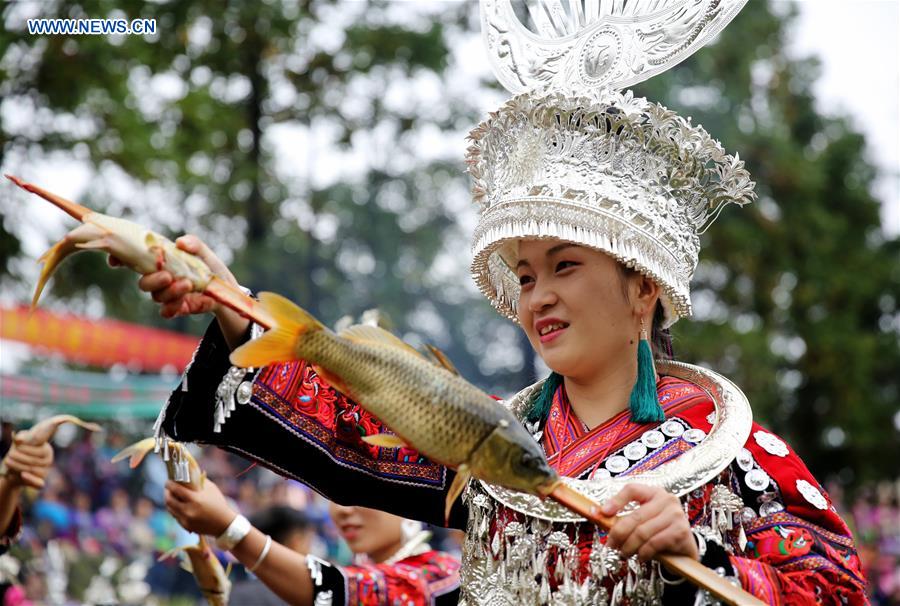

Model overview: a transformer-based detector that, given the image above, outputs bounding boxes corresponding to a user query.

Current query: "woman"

[131,8,867,605]
[164,474,460,605]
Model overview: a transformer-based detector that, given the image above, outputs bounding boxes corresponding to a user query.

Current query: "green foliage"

[633,2,900,487]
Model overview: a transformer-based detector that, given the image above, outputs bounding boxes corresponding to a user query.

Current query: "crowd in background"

[0,422,896,605]
[0,423,459,605]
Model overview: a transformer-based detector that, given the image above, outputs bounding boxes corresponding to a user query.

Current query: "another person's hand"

[165,478,237,537]
[601,483,699,562]
[1,438,54,490]
[110,234,239,319]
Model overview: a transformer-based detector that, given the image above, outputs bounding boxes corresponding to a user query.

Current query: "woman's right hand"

[111,234,238,319]
[112,234,251,348]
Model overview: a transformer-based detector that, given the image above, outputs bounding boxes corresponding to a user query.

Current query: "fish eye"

[520,452,540,469]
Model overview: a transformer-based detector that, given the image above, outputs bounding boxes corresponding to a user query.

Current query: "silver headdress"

[469,0,756,326]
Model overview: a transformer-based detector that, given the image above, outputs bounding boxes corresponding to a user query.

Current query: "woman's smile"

[535,317,569,343]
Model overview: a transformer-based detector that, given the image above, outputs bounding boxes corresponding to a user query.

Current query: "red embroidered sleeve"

[725,425,868,605]
[340,551,461,606]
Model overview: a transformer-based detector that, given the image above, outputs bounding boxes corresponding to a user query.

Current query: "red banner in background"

[0,304,199,372]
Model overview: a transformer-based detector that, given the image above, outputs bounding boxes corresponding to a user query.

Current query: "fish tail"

[229,292,326,368]
[111,437,157,468]
[31,223,107,309]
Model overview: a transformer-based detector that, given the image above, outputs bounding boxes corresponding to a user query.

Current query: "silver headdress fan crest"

[468,0,756,326]
[481,0,751,94]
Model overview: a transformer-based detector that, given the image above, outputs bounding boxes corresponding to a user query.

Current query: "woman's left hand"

[601,483,698,562]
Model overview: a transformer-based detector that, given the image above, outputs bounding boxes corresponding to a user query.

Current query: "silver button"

[590,468,611,480]
[605,455,630,474]
[745,468,770,492]
[754,431,789,457]
[623,442,648,460]
[661,420,684,437]
[706,411,717,425]
[796,479,828,510]
[739,507,757,524]
[236,381,253,405]
[759,500,784,517]
[736,448,754,472]
[640,430,665,449]
[683,428,707,444]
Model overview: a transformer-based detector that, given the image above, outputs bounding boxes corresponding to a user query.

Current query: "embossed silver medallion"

[753,430,788,457]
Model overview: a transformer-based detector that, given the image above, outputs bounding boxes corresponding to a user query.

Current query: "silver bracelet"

[216,514,251,551]
[249,534,273,573]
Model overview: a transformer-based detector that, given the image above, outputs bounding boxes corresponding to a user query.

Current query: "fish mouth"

[537,477,563,497]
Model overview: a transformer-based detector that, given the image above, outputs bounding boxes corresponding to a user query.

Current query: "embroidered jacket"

[306,550,461,606]
[159,321,868,605]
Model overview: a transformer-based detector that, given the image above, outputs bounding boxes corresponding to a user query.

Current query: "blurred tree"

[633,1,900,487]
[0,0,524,391]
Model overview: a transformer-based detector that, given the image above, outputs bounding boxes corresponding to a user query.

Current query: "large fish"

[113,438,232,606]
[230,292,561,520]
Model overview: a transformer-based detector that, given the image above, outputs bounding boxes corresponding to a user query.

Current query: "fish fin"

[338,325,422,357]
[73,237,114,250]
[31,224,105,309]
[361,433,407,448]
[111,437,157,468]
[230,291,325,368]
[445,464,471,525]
[158,545,189,563]
[425,345,460,375]
[310,364,351,396]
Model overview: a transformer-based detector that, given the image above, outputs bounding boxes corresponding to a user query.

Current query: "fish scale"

[302,332,499,464]
[229,291,559,519]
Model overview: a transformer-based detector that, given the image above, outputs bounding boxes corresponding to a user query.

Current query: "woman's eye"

[518,275,534,286]
[556,261,578,272]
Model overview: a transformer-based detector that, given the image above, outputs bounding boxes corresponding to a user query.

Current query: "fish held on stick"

[112,438,232,606]
[229,291,561,522]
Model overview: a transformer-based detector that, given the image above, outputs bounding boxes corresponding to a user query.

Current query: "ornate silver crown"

[469,0,756,326]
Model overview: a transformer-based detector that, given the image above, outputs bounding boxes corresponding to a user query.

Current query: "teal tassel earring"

[527,371,563,426]
[629,318,665,423]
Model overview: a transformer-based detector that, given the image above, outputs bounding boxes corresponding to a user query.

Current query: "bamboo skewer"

[11,175,764,604]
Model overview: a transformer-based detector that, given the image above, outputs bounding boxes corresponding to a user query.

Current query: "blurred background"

[0,0,898,604]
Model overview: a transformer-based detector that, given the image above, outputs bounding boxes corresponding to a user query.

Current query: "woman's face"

[328,502,405,563]
[515,239,643,381]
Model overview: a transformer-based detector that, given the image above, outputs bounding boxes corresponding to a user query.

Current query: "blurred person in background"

[165,474,460,605]
[231,505,316,606]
